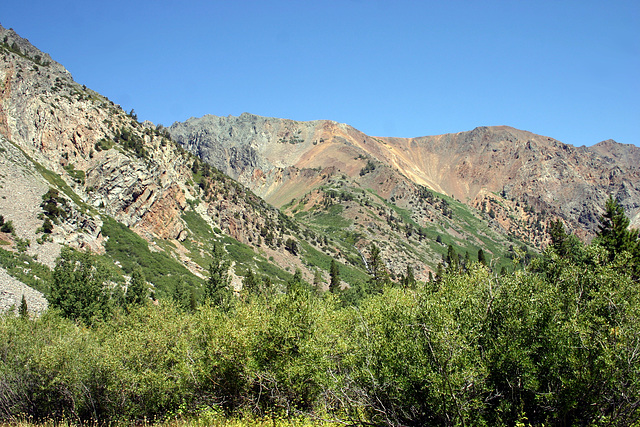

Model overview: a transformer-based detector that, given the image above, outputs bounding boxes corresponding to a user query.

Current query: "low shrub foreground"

[1,198,639,426]
[1,250,639,426]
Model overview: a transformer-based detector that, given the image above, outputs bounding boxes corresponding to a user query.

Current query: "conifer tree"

[329,259,341,293]
[596,196,640,278]
[172,279,190,310]
[126,268,148,306]
[204,242,232,307]
[401,265,416,289]
[288,268,310,294]
[445,244,458,272]
[597,196,635,260]
[367,243,389,292]
[18,294,28,319]
[242,268,258,294]
[313,268,323,288]
[478,249,487,266]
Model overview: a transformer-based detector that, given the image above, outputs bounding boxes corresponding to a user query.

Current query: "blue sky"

[3,0,639,146]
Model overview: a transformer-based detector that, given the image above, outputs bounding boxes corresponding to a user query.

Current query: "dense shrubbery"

[1,198,639,425]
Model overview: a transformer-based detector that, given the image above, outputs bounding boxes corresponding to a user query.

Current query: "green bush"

[0,220,14,233]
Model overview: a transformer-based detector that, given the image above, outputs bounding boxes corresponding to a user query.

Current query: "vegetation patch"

[0,247,51,294]
[101,216,200,296]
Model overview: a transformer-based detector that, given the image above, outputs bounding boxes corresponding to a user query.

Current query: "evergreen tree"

[126,268,148,306]
[49,248,112,324]
[204,243,232,307]
[367,243,389,292]
[596,196,640,278]
[313,268,323,289]
[42,217,54,234]
[189,289,197,311]
[172,278,190,310]
[18,294,28,319]
[288,268,309,294]
[478,249,487,266]
[548,219,571,257]
[435,263,444,282]
[242,268,258,294]
[329,259,341,293]
[401,265,416,289]
[284,238,298,255]
[597,196,635,260]
[445,244,458,272]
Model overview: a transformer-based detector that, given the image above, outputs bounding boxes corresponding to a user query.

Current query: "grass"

[180,210,217,269]
[221,236,291,283]
[101,216,201,296]
[298,240,368,286]
[308,204,351,231]
[182,210,214,240]
[0,248,51,294]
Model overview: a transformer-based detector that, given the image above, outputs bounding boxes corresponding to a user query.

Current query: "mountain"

[1,23,638,314]
[0,25,325,312]
[170,114,640,239]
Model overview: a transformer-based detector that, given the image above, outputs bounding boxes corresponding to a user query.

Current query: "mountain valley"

[1,23,639,314]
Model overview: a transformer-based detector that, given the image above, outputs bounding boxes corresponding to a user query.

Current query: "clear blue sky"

[3,0,639,146]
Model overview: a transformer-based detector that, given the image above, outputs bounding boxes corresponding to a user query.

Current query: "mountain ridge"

[170,113,640,237]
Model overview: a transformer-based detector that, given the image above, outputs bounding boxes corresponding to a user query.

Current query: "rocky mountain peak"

[0,23,69,77]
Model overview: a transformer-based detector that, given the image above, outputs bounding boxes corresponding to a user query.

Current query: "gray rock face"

[170,113,329,179]
[0,24,70,78]
[0,24,198,245]
[0,267,48,317]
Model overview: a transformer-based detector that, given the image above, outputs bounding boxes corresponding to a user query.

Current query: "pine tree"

[204,243,232,307]
[288,268,309,294]
[445,244,458,272]
[478,249,487,266]
[329,259,341,293]
[18,294,28,319]
[367,243,389,293]
[242,268,258,294]
[549,219,571,256]
[597,196,635,260]
[596,196,640,278]
[173,279,190,310]
[435,263,444,282]
[126,268,148,306]
[401,265,416,289]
